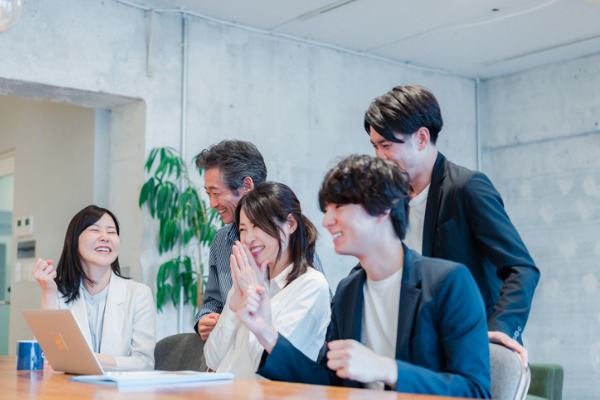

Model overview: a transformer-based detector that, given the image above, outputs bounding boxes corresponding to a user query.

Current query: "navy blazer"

[423,153,540,340]
[258,247,491,398]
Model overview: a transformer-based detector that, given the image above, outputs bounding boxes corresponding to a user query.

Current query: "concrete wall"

[182,17,478,292]
[480,53,600,399]
[0,0,477,340]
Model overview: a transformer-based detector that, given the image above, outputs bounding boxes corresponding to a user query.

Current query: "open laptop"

[22,309,118,375]
[22,309,235,387]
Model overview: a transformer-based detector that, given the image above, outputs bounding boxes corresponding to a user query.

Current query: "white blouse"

[204,265,331,378]
[82,285,109,352]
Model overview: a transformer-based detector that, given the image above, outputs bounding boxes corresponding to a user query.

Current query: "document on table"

[70,370,234,388]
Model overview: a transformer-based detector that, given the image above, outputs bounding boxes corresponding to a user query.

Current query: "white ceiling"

[128,0,600,78]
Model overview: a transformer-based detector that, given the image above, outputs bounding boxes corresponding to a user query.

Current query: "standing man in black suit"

[364,84,540,363]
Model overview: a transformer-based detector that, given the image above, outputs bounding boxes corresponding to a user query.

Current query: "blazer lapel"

[100,273,126,354]
[350,269,366,342]
[339,268,367,389]
[421,152,446,257]
[395,247,422,362]
[69,291,93,346]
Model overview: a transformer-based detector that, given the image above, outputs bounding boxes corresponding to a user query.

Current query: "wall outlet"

[15,215,34,237]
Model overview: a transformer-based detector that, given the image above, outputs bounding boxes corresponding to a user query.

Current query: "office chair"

[154,332,207,371]
[489,343,531,400]
[526,363,564,400]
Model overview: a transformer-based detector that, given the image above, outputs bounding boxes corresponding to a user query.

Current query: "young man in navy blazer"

[234,155,491,397]
[364,85,539,363]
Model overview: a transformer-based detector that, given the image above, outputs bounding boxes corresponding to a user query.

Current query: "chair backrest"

[528,364,564,400]
[489,343,531,400]
[154,332,207,371]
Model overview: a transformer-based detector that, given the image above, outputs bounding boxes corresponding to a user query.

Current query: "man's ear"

[241,176,254,193]
[415,127,430,150]
[376,209,391,223]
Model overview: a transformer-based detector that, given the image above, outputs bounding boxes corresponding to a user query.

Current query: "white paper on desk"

[70,370,234,388]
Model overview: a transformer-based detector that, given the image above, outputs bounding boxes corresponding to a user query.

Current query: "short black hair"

[195,140,267,193]
[318,155,411,240]
[364,85,443,144]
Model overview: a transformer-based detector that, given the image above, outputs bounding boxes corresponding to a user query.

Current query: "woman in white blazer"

[32,205,155,370]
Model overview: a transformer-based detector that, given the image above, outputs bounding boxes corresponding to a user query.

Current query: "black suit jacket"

[423,152,540,340]
[258,247,491,398]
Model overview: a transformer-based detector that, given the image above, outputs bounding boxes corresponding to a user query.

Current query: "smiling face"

[369,127,420,177]
[238,209,291,272]
[204,167,245,225]
[77,213,120,271]
[322,203,379,259]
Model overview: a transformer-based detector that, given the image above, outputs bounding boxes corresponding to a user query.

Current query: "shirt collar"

[269,263,294,296]
[226,224,239,241]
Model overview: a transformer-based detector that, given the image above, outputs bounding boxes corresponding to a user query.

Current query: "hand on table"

[95,353,116,367]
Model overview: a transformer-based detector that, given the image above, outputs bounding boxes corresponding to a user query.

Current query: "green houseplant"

[138,147,221,315]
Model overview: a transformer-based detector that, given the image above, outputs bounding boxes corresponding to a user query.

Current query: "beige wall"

[0,95,95,354]
[0,94,146,354]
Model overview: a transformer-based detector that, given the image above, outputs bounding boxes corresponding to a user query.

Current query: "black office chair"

[154,333,207,371]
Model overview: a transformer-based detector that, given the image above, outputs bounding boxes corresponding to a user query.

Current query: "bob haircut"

[55,205,127,304]
[318,154,411,240]
[235,182,317,286]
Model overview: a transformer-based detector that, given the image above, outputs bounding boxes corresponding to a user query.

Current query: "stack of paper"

[71,370,234,388]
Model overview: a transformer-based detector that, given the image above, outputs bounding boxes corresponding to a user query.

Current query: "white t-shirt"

[204,265,331,378]
[404,184,430,254]
[362,268,402,390]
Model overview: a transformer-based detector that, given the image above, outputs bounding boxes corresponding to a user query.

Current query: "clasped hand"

[229,241,267,312]
[326,340,398,388]
[32,258,58,294]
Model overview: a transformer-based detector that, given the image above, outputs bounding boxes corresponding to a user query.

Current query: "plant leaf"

[142,146,223,312]
[138,177,155,210]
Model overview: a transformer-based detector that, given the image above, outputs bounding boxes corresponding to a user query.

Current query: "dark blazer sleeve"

[257,334,339,386]
[394,263,491,398]
[462,171,540,336]
[258,271,365,387]
[428,154,540,340]
[257,301,348,387]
